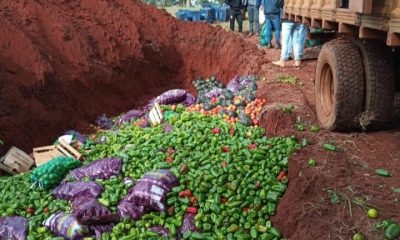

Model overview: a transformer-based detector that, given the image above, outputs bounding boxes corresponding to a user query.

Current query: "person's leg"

[237,11,243,33]
[230,9,235,31]
[280,22,294,60]
[254,7,260,34]
[271,14,281,48]
[292,24,308,66]
[264,17,273,47]
[272,21,294,67]
[248,6,254,34]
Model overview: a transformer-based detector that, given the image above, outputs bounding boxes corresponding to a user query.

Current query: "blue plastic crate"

[201,3,213,9]
[200,8,216,23]
[191,11,202,22]
[218,7,230,22]
[213,7,220,20]
[183,10,194,21]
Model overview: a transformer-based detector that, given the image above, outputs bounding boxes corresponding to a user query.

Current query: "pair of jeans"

[280,22,308,61]
[230,10,243,32]
[247,6,260,34]
[264,13,281,46]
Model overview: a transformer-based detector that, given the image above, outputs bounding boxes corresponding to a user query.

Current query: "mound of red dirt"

[0,0,264,153]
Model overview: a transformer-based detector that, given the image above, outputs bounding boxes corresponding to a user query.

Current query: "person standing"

[261,0,282,48]
[272,21,308,67]
[247,0,261,36]
[226,0,244,33]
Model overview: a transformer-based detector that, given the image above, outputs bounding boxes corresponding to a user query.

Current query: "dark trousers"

[230,10,243,32]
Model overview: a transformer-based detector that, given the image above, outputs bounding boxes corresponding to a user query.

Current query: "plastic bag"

[0,217,28,240]
[89,224,114,240]
[44,212,89,240]
[53,182,104,201]
[183,93,196,106]
[180,213,198,236]
[260,23,269,46]
[150,226,170,237]
[226,75,241,93]
[68,158,122,181]
[125,170,178,212]
[204,88,224,98]
[64,130,88,145]
[154,89,187,105]
[95,115,114,130]
[118,109,144,125]
[117,199,146,220]
[72,197,119,225]
[30,156,82,189]
[259,6,265,24]
[240,75,256,87]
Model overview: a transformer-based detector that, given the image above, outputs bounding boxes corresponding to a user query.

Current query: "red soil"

[1,1,399,240]
[252,45,400,240]
[0,0,264,153]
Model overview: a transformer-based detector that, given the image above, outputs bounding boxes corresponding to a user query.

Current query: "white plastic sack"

[259,6,265,25]
[58,135,73,144]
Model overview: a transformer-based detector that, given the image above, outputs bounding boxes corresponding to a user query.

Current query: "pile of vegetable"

[189,76,265,126]
[85,106,299,239]
[0,104,299,239]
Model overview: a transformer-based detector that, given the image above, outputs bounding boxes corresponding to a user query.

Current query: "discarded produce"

[367,208,378,219]
[375,168,391,177]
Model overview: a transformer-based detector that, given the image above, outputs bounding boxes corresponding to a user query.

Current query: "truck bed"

[283,0,400,46]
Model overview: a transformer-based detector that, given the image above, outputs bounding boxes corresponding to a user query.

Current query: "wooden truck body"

[283,0,400,131]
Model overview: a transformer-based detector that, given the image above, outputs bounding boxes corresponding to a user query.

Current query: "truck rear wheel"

[352,39,396,129]
[315,39,365,131]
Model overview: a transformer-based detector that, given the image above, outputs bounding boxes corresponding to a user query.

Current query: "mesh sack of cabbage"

[226,75,241,93]
[53,181,104,201]
[117,169,178,219]
[30,156,82,189]
[67,158,122,181]
[44,212,114,240]
[95,115,114,130]
[72,197,120,225]
[117,109,144,125]
[43,212,89,240]
[0,217,28,240]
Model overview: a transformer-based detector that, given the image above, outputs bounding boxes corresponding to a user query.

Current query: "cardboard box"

[0,147,34,174]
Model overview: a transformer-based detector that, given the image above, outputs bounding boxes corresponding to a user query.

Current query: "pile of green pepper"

[83,106,300,239]
[0,105,299,239]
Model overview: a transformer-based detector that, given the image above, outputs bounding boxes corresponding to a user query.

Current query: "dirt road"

[245,39,400,239]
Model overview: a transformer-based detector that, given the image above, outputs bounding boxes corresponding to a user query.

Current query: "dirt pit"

[2,1,400,240]
[0,0,265,153]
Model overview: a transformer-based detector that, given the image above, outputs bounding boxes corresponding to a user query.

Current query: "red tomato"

[222,146,230,153]
[179,190,193,198]
[166,156,174,164]
[186,207,198,214]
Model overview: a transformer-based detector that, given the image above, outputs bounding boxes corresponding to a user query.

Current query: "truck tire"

[352,39,396,129]
[315,39,365,131]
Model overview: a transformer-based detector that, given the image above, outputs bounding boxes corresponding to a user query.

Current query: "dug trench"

[1,1,400,240]
[0,0,264,154]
